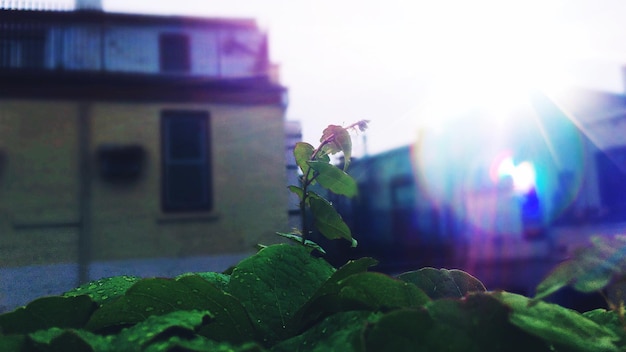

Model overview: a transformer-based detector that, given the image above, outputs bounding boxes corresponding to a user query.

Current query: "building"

[326,88,626,298]
[0,6,289,310]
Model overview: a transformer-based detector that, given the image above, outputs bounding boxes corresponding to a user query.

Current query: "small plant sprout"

[279,120,369,251]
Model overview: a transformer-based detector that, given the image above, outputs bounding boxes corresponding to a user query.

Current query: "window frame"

[160,110,212,213]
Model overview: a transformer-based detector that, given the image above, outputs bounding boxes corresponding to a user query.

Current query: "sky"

[99,0,626,155]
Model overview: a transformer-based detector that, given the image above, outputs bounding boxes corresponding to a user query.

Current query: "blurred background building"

[0,1,291,311]
[2,0,626,314]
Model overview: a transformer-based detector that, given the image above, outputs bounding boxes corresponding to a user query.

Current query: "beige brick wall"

[0,99,288,267]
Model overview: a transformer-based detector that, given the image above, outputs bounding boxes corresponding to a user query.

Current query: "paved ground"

[0,252,250,313]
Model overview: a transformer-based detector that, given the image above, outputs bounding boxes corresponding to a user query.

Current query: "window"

[161,111,212,212]
[0,29,45,69]
[159,33,190,73]
[596,147,626,221]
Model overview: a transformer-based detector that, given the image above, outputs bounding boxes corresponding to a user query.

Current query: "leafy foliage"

[1,243,624,351]
[288,120,369,248]
[1,123,624,351]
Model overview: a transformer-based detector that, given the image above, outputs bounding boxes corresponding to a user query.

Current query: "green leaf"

[145,337,265,352]
[535,235,626,301]
[309,196,355,246]
[336,272,430,311]
[364,308,472,352]
[85,278,193,331]
[0,335,26,352]
[227,244,335,345]
[27,327,112,352]
[294,142,314,174]
[113,310,211,352]
[85,276,256,344]
[287,185,304,201]
[295,257,379,327]
[272,311,376,352]
[397,267,486,300]
[275,232,327,254]
[583,309,626,351]
[64,275,140,306]
[293,142,329,185]
[493,291,621,352]
[422,293,549,351]
[298,272,430,329]
[176,272,230,292]
[0,295,97,334]
[306,161,358,197]
[325,257,380,288]
[176,276,257,344]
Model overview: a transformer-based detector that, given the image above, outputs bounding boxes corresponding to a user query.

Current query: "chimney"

[75,0,101,11]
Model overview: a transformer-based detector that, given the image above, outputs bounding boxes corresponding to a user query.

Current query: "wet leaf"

[336,272,430,311]
[0,295,97,334]
[307,161,358,197]
[493,291,620,352]
[309,196,355,245]
[85,275,256,344]
[275,232,326,254]
[113,310,211,352]
[272,311,376,352]
[175,271,230,292]
[176,276,256,344]
[228,244,335,345]
[145,337,265,352]
[295,257,379,327]
[397,267,486,299]
[64,275,140,306]
[298,272,430,330]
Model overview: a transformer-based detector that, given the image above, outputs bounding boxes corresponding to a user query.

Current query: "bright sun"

[413,0,575,124]
[409,0,589,233]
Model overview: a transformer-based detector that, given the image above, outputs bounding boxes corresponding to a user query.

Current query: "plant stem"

[300,139,331,244]
[300,185,308,245]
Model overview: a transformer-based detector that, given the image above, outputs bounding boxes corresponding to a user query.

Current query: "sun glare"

[412,0,574,128]
[410,1,587,234]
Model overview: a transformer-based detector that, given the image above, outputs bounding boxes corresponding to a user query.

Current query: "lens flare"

[413,92,585,236]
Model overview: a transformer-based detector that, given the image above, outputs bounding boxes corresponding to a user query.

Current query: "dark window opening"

[596,147,626,222]
[159,33,190,73]
[0,29,45,69]
[161,110,212,212]
[97,144,146,181]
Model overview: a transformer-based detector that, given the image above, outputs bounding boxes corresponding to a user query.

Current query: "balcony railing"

[0,10,270,79]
